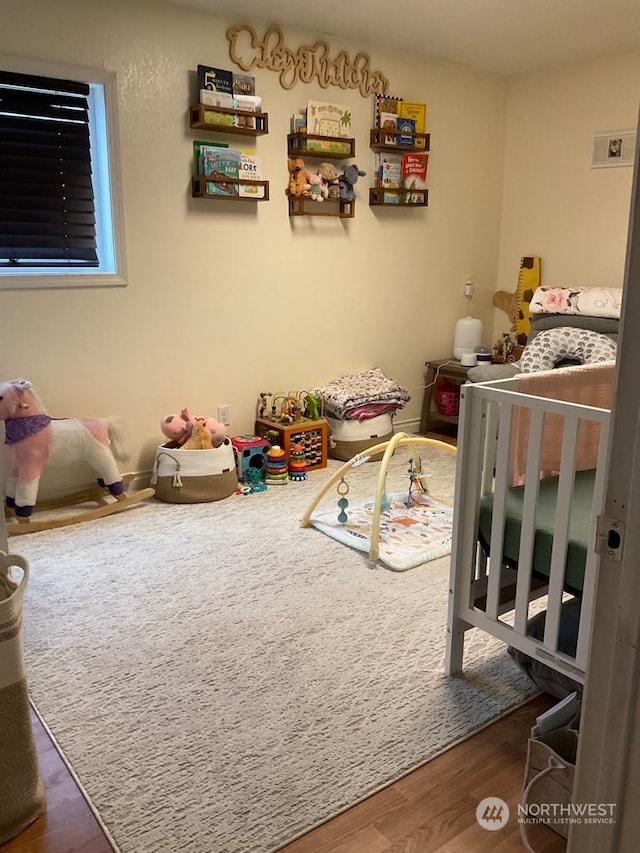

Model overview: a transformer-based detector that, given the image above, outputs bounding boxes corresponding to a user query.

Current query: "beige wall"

[1,0,638,491]
[494,52,640,339]
[0,0,508,483]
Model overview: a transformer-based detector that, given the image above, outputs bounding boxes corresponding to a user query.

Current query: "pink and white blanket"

[314,368,410,421]
[529,286,622,318]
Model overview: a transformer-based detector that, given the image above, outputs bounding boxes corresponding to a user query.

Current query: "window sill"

[0,272,128,291]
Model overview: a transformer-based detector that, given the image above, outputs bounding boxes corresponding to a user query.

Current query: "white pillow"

[519,327,617,373]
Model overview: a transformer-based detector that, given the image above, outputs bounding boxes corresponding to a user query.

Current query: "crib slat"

[575,416,611,668]
[446,384,490,674]
[481,401,499,495]
[543,413,580,651]
[514,407,545,635]
[486,401,515,621]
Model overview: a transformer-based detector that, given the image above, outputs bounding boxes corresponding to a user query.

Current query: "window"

[0,60,126,289]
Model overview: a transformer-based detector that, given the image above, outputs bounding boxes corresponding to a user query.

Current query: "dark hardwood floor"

[2,695,565,853]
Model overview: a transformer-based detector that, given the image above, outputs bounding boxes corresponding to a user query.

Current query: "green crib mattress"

[478,468,596,597]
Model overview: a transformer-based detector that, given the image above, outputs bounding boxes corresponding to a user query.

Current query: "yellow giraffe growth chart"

[493,256,541,345]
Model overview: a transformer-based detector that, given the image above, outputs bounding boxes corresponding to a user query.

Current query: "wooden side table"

[419,358,471,436]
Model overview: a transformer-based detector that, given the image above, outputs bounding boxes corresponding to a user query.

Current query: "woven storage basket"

[0,551,45,844]
[151,441,238,503]
[326,414,394,462]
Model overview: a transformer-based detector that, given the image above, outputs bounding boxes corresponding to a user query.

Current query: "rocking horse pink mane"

[0,378,128,519]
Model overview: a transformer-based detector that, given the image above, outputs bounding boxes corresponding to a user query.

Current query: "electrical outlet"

[462,278,475,297]
[217,404,231,426]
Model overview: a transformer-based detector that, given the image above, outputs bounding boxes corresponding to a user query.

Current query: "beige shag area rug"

[15,444,536,853]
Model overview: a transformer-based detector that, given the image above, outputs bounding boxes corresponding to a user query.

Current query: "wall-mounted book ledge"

[192,176,270,201]
[369,187,428,207]
[287,133,356,159]
[189,104,269,136]
[288,196,354,218]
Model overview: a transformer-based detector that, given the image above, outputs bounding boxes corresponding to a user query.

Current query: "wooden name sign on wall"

[226,25,389,96]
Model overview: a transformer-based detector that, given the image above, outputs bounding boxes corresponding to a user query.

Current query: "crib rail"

[446,370,611,683]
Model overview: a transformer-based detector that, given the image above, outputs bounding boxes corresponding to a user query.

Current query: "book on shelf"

[290,114,307,134]
[200,90,234,108]
[375,152,403,189]
[238,153,265,199]
[232,73,255,96]
[303,137,352,155]
[202,148,241,196]
[373,94,403,127]
[379,112,399,145]
[401,152,429,202]
[197,65,233,94]
[233,95,263,129]
[306,99,352,138]
[398,101,427,148]
[193,140,228,176]
[396,116,416,146]
[203,107,234,127]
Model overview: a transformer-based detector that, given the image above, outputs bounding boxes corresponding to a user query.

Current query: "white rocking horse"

[0,378,154,534]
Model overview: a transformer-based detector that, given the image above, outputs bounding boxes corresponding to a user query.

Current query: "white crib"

[446,364,614,685]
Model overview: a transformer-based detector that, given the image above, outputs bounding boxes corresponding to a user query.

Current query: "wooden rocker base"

[5,476,155,535]
[4,473,138,518]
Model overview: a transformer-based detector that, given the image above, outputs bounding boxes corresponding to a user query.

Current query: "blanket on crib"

[314,368,411,421]
[511,361,614,485]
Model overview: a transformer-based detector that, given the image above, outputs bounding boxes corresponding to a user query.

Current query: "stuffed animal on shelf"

[317,162,342,200]
[338,164,366,201]
[287,157,310,198]
[307,172,326,202]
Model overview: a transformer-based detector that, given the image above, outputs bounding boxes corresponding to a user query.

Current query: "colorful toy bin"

[151,440,238,503]
[230,435,271,482]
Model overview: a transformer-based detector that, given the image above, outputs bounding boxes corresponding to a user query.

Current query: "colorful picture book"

[396,117,416,146]
[373,151,429,203]
[306,100,352,138]
[401,152,429,202]
[233,95,263,130]
[398,101,427,148]
[238,153,265,199]
[373,94,403,128]
[202,148,241,196]
[232,74,255,96]
[379,112,399,145]
[290,114,307,134]
[203,108,234,128]
[375,152,403,188]
[197,65,233,94]
[193,140,228,176]
[200,90,234,108]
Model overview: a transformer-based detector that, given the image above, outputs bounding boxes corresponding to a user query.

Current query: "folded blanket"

[530,286,622,319]
[314,368,410,421]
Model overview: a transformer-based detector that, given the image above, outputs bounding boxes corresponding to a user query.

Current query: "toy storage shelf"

[288,196,354,218]
[254,417,328,471]
[287,133,355,159]
[369,187,428,207]
[192,176,270,201]
[189,103,269,136]
[369,128,430,152]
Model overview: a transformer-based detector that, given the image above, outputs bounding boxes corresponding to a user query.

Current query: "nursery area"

[0,0,639,851]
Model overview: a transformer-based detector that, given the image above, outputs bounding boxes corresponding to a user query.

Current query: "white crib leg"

[445,614,467,676]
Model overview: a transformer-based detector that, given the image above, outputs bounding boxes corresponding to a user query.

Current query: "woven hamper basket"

[0,551,45,844]
[151,441,238,503]
[326,414,394,462]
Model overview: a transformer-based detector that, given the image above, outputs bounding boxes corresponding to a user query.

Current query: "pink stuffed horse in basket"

[0,378,129,520]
